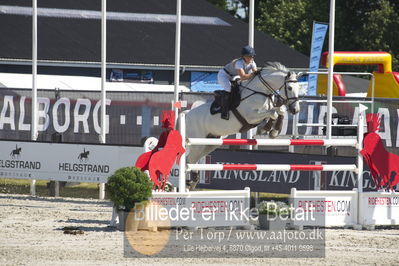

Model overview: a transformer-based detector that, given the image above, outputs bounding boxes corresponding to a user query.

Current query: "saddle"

[210,82,260,132]
[210,83,241,115]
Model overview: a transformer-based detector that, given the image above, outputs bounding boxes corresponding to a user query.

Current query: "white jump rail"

[179,104,367,194]
[187,138,358,147]
[173,106,375,228]
[187,163,357,172]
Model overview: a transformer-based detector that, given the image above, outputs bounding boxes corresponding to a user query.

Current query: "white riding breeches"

[217,69,232,92]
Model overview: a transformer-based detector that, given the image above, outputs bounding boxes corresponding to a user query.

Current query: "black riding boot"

[220,92,230,120]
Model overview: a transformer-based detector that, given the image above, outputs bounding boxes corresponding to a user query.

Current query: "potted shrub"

[257,200,291,230]
[106,167,153,231]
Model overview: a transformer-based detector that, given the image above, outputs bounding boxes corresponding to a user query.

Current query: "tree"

[255,0,399,71]
[206,0,248,18]
[206,0,399,71]
[206,0,228,10]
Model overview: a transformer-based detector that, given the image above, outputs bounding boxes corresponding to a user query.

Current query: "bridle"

[239,69,299,111]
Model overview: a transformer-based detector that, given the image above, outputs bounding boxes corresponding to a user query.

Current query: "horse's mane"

[263,61,289,73]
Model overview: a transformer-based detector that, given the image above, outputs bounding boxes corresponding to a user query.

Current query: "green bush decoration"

[106,167,153,211]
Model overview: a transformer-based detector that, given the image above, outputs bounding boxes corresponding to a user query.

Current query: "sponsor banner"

[110,69,153,83]
[191,72,222,92]
[308,22,328,96]
[124,195,325,258]
[0,89,212,145]
[197,149,376,193]
[149,190,250,227]
[290,189,358,227]
[0,91,399,152]
[0,140,142,183]
[359,192,399,225]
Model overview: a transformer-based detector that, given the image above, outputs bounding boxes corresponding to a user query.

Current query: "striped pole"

[187,138,357,147]
[179,112,186,193]
[187,164,357,172]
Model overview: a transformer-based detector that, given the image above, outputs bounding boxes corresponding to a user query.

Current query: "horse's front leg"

[256,104,287,136]
[256,108,278,120]
[256,118,274,135]
[269,114,284,138]
[255,108,278,135]
[268,105,287,138]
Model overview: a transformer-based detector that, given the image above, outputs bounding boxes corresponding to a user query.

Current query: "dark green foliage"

[256,0,399,71]
[206,0,245,18]
[208,0,399,71]
[206,0,228,10]
[106,167,152,211]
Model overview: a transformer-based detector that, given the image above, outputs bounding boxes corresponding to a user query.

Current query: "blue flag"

[308,22,328,96]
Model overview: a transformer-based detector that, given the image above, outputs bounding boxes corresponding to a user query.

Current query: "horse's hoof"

[277,105,287,115]
[269,129,279,139]
[262,121,274,132]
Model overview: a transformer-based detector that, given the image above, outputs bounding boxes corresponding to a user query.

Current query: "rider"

[217,45,258,120]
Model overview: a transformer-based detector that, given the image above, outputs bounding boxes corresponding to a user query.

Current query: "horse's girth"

[232,109,259,133]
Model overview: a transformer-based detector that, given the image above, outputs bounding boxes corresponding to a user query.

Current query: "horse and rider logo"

[361,113,399,191]
[78,148,90,162]
[10,145,22,159]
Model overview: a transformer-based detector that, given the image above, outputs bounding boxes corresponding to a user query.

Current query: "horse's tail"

[190,100,206,110]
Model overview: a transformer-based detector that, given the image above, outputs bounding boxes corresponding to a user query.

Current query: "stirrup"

[221,112,229,120]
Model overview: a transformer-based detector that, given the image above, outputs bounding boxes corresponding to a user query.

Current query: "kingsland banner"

[197,149,376,193]
[0,90,398,152]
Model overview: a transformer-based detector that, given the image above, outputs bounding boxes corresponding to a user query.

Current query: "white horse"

[184,62,301,168]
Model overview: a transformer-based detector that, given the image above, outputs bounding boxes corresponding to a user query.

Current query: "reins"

[238,67,299,108]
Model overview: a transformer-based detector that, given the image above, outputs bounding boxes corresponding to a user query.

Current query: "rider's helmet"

[241,45,256,57]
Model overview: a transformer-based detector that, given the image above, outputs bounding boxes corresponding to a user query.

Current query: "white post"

[179,112,187,193]
[30,180,36,196]
[247,0,256,150]
[99,0,107,200]
[247,1,257,202]
[248,0,255,47]
[174,0,182,122]
[99,183,105,200]
[100,0,107,144]
[31,0,38,196]
[289,113,299,153]
[357,104,367,193]
[371,75,375,113]
[326,0,335,140]
[55,181,60,197]
[356,104,366,229]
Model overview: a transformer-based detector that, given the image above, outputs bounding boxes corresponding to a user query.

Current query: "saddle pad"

[210,98,222,115]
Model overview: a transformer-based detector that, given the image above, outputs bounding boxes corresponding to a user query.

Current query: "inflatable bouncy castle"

[318,51,399,98]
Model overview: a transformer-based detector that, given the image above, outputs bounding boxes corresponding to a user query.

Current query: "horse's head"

[280,71,300,115]
[254,62,300,115]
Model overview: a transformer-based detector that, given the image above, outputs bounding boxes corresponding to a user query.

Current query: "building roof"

[0,72,189,92]
[0,0,309,70]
